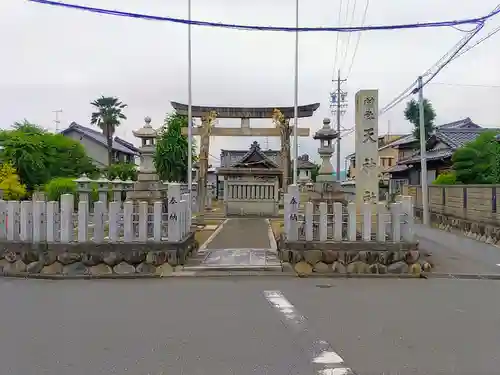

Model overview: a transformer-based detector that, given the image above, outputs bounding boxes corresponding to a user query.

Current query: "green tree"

[404,98,436,143]
[106,162,138,181]
[154,112,197,182]
[452,130,500,184]
[0,122,97,191]
[90,96,127,167]
[311,164,320,182]
[433,171,457,185]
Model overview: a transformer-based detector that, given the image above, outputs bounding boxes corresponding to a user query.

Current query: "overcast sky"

[1,0,499,167]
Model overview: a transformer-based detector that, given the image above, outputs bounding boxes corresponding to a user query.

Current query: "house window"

[388,158,393,167]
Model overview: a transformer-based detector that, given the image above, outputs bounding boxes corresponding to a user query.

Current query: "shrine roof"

[231,141,280,169]
[171,101,320,118]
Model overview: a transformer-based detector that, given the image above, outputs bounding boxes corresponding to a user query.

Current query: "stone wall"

[404,184,500,243]
[0,233,198,276]
[277,234,431,276]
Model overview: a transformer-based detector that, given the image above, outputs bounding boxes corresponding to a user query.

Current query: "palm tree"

[90,96,127,166]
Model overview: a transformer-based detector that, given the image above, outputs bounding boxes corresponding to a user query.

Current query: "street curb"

[0,270,427,280]
[424,272,500,280]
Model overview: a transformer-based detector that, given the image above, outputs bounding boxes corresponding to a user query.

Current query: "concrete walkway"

[191,218,280,270]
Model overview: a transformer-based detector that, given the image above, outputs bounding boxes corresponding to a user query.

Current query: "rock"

[113,262,136,275]
[377,264,387,274]
[57,252,81,265]
[135,263,156,274]
[81,253,103,267]
[63,262,89,275]
[322,250,338,264]
[174,265,184,272]
[368,263,379,274]
[479,234,487,242]
[420,261,432,272]
[409,263,422,275]
[387,261,409,274]
[357,251,369,263]
[294,261,313,277]
[313,262,330,273]
[88,263,113,275]
[156,263,173,276]
[291,250,303,263]
[4,251,17,263]
[102,252,123,267]
[26,261,44,274]
[282,262,294,273]
[5,260,26,273]
[21,251,39,264]
[405,250,420,264]
[347,261,369,274]
[0,259,8,271]
[41,251,57,266]
[145,251,167,266]
[331,261,346,274]
[167,250,178,266]
[123,251,146,265]
[303,250,322,265]
[42,262,63,274]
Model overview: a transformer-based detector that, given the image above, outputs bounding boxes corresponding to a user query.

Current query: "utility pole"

[417,76,430,225]
[292,0,299,185]
[330,70,347,181]
[53,109,63,132]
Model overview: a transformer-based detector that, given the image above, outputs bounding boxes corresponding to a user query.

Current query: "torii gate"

[171,101,320,214]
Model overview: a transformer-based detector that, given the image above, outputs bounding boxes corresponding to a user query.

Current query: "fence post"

[93,201,105,243]
[347,202,356,241]
[78,200,89,243]
[32,201,46,243]
[305,202,313,241]
[60,194,74,243]
[46,201,58,242]
[334,202,343,241]
[0,200,6,241]
[20,200,32,242]
[108,201,120,242]
[123,201,134,242]
[319,202,327,242]
[285,184,299,241]
[138,201,148,242]
[401,196,415,242]
[391,202,402,242]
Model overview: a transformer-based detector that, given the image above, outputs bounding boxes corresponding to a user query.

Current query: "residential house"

[61,122,139,168]
[346,134,404,181]
[387,117,491,193]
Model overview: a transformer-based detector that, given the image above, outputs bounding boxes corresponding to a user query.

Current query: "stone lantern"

[313,118,339,182]
[74,174,92,202]
[126,117,166,203]
[95,174,110,207]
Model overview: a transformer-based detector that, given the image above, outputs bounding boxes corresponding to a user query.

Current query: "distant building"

[61,122,139,168]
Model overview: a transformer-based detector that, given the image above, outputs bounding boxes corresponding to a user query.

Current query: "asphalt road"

[415,224,500,274]
[1,277,500,375]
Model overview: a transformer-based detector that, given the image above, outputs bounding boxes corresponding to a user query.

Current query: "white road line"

[198,219,229,253]
[263,290,355,374]
[496,263,500,267]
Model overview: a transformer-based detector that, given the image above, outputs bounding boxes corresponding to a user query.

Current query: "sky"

[1,0,500,168]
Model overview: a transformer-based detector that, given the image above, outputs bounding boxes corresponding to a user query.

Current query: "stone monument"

[354,90,379,209]
[126,117,167,203]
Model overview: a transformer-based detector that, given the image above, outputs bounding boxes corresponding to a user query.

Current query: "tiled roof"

[61,122,139,155]
[220,147,280,168]
[232,141,279,168]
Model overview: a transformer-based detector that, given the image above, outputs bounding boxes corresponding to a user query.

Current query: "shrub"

[433,171,457,185]
[106,162,138,181]
[0,162,27,200]
[44,177,77,201]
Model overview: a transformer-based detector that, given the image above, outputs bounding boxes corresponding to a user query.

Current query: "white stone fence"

[0,184,192,244]
[284,185,415,243]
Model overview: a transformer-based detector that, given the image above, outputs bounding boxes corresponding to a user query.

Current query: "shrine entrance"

[171,101,319,217]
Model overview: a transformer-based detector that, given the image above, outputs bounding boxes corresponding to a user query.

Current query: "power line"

[28,0,500,32]
[449,23,500,61]
[429,82,500,88]
[379,14,490,115]
[332,0,344,79]
[339,0,358,73]
[346,0,370,79]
